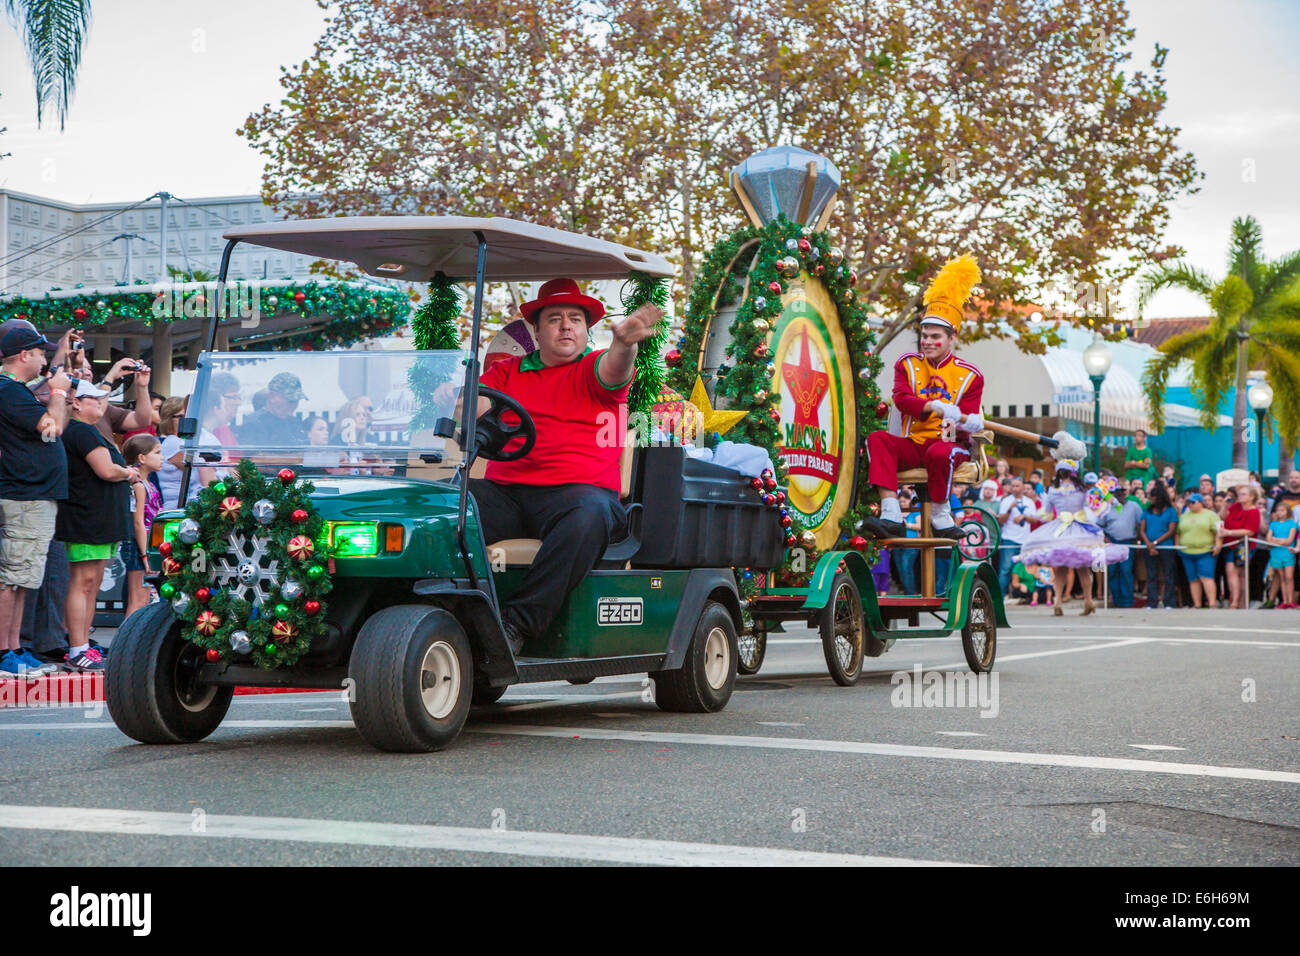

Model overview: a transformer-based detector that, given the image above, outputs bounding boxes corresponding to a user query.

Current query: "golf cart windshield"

[184,350,466,473]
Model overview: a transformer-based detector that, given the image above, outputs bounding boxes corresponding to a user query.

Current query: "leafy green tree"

[2,0,92,128]
[243,0,1198,352]
[1140,217,1300,472]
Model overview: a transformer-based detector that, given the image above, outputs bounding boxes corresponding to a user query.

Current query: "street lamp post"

[1082,336,1113,475]
[1248,380,1274,482]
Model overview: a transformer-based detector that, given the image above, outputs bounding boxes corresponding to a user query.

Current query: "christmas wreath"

[160,459,333,669]
[666,214,887,593]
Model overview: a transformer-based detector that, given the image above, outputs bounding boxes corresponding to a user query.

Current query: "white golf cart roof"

[221,216,674,282]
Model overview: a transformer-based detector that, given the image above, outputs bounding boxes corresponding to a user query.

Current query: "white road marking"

[1129,744,1186,751]
[757,721,806,727]
[0,805,971,867]
[469,725,1300,785]
[936,731,986,737]
[931,637,1152,669]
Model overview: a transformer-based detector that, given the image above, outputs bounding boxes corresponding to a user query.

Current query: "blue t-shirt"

[1268,519,1297,549]
[1141,505,1178,543]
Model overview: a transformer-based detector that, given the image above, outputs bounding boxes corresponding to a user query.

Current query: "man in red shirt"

[471,278,662,653]
[861,255,985,539]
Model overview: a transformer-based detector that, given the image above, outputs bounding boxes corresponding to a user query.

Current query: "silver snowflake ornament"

[211,530,280,606]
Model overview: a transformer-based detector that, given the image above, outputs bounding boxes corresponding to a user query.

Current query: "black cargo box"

[631,446,786,569]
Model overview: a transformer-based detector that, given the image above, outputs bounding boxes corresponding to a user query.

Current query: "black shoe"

[502,619,526,657]
[860,516,908,539]
[931,524,965,540]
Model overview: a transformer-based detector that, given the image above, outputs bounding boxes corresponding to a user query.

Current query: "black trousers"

[469,479,626,641]
[1143,547,1179,608]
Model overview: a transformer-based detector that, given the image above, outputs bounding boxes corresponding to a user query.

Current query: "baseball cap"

[73,380,111,399]
[1083,471,1098,484]
[1187,492,1204,504]
[267,372,307,401]
[0,324,57,357]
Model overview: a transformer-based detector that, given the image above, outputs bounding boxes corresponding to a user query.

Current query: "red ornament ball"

[814,263,825,276]
[196,587,211,604]
[219,496,242,519]
[72,306,87,320]
[278,468,296,485]
[754,343,768,357]
[769,409,780,422]
[287,535,314,561]
[781,515,793,528]
[272,620,298,642]
[876,402,888,417]
[768,281,782,295]
[764,478,777,491]
[162,557,181,576]
[205,648,221,662]
[751,477,764,490]
[293,291,306,304]
[848,270,858,286]
[195,611,221,636]
[291,508,309,524]
[664,348,681,368]
[304,600,321,616]
[849,535,868,551]
[775,491,786,504]
[761,493,775,506]
[785,535,797,547]
[158,541,172,557]
[798,238,811,253]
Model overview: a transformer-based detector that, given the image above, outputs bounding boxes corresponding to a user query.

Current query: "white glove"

[930,401,962,423]
[958,412,984,433]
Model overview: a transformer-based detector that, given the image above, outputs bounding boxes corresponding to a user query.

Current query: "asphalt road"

[1,606,1297,866]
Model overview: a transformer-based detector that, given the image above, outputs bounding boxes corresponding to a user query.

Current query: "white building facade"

[0,189,324,298]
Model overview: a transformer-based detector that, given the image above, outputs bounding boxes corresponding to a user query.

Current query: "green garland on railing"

[0,281,409,352]
[620,271,671,418]
[412,272,464,350]
[669,214,887,589]
[408,274,466,432]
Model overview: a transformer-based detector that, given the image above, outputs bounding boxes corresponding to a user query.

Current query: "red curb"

[0,675,332,707]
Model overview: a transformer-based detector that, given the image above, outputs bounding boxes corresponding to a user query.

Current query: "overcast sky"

[1,0,1296,318]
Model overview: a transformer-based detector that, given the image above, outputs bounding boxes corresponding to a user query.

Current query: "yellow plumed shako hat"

[921,254,981,333]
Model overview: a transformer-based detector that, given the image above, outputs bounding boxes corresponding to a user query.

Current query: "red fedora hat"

[520,278,606,326]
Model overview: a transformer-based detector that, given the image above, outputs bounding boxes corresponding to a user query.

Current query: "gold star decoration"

[690,376,749,438]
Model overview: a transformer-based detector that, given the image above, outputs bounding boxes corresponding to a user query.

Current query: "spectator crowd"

[0,318,394,679]
[879,425,1300,611]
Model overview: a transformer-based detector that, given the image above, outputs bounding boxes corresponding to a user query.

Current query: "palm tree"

[3,0,92,129]
[1140,217,1300,473]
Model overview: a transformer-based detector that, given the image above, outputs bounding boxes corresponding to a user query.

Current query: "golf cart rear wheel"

[737,622,767,675]
[820,572,865,686]
[349,605,473,752]
[961,580,998,673]
[653,601,737,713]
[106,602,233,744]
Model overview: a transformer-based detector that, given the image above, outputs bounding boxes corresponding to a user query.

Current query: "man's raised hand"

[611,304,664,347]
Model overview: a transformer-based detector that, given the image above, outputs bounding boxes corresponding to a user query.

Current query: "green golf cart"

[105,218,785,752]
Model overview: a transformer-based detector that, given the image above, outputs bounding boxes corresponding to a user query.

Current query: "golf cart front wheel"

[653,601,737,713]
[349,605,473,752]
[106,602,233,744]
[961,580,998,673]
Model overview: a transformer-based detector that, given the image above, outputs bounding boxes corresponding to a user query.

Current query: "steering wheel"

[471,386,537,463]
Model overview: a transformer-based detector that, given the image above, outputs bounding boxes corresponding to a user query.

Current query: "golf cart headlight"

[152,519,181,550]
[329,522,380,557]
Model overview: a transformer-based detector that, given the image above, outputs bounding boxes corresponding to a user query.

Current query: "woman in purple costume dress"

[1018,459,1128,616]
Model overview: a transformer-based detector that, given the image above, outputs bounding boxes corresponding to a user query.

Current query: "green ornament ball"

[306,564,324,580]
[159,582,176,598]
[212,482,227,495]
[274,603,290,619]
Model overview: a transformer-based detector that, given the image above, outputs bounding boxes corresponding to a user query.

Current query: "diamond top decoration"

[730,146,841,229]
